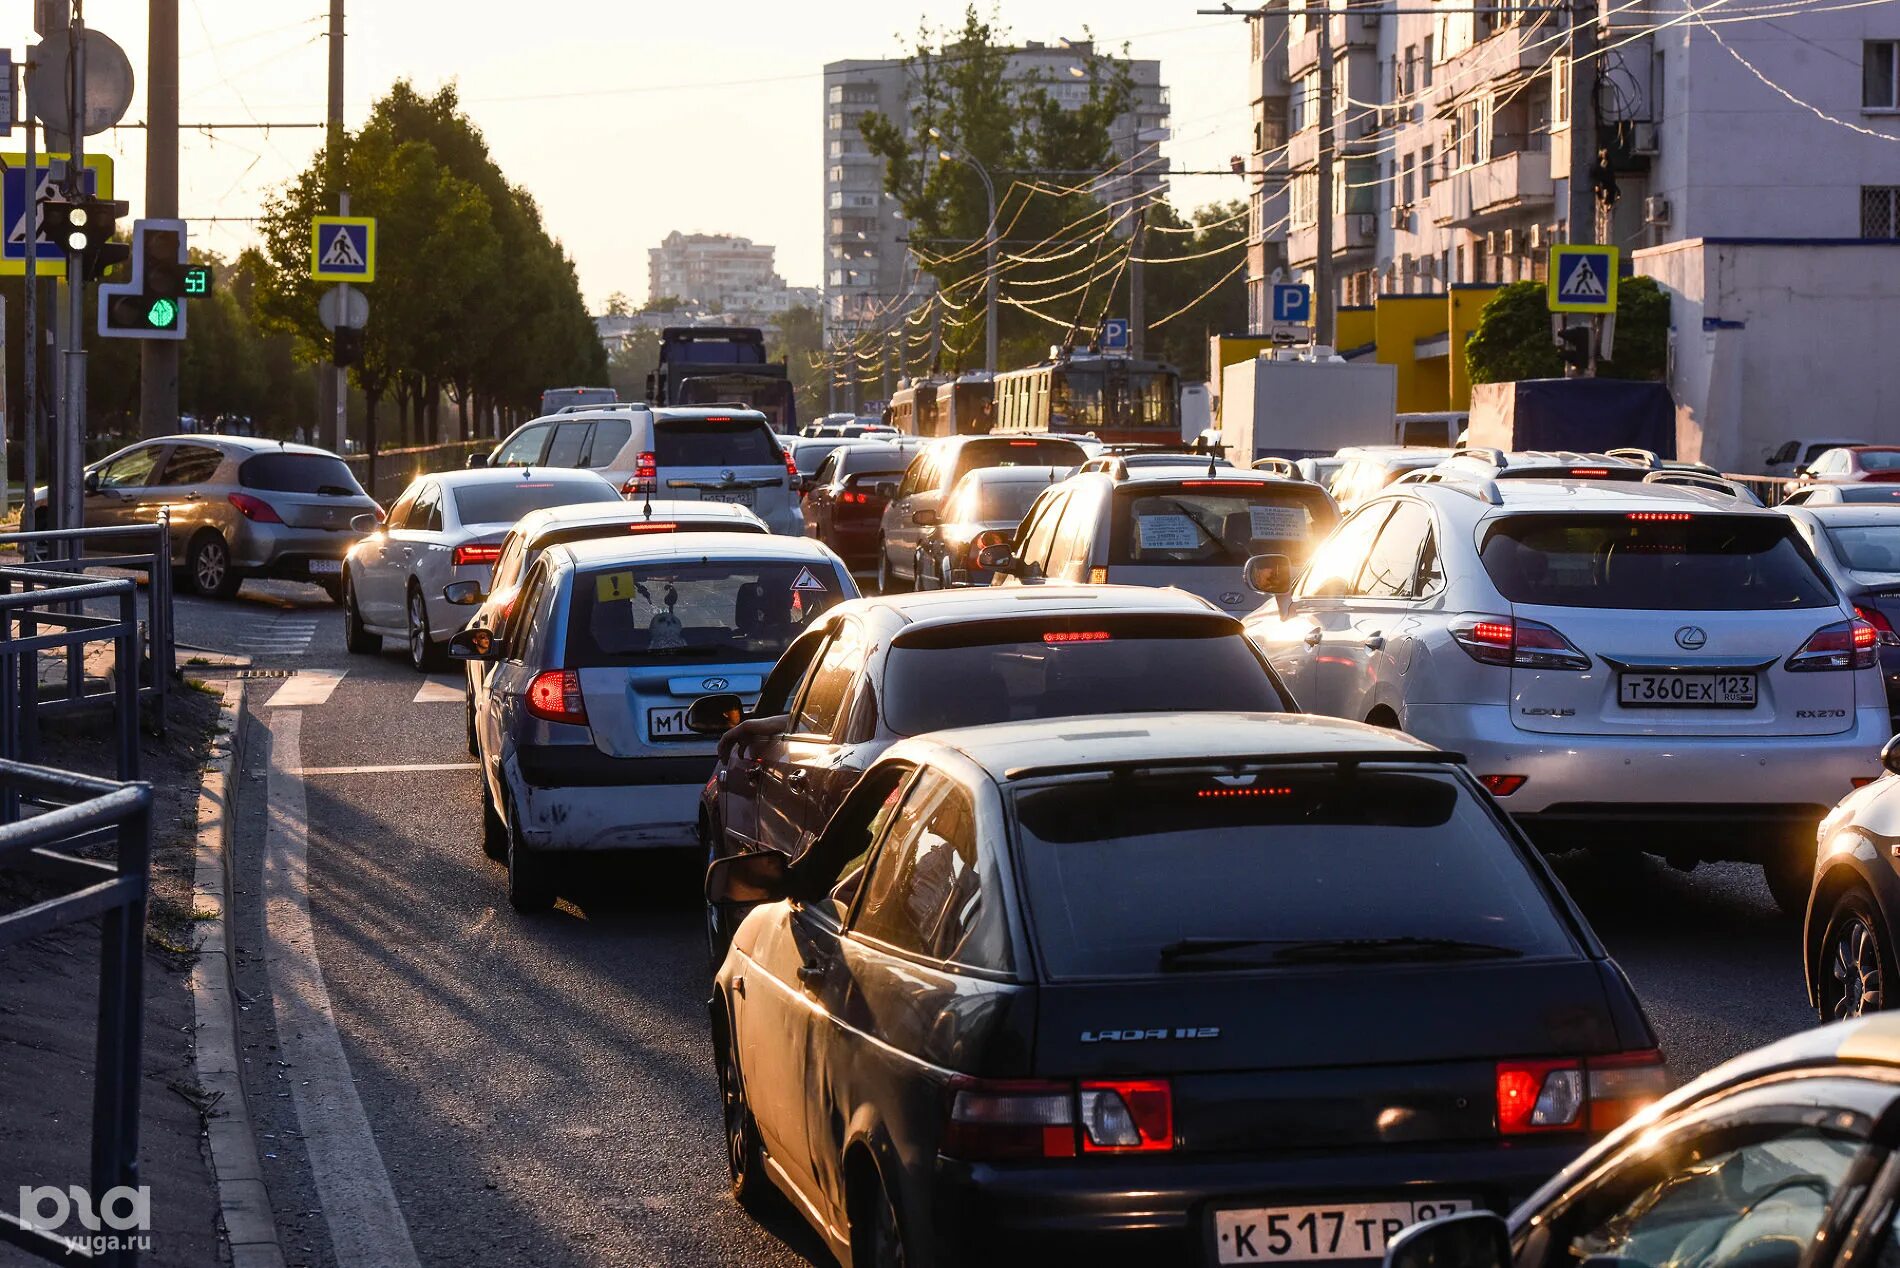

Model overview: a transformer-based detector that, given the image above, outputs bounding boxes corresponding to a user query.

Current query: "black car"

[1388,1014,1900,1268]
[691,587,1296,962]
[707,713,1663,1266]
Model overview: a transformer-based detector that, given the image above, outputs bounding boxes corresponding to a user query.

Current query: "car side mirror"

[1383,1212,1510,1268]
[447,627,501,662]
[976,543,1019,574]
[350,513,380,534]
[443,580,486,606]
[874,481,899,500]
[464,453,489,469]
[82,469,101,494]
[1247,552,1295,618]
[796,474,815,494]
[1882,734,1900,777]
[687,693,745,736]
[912,508,941,528]
[706,850,790,906]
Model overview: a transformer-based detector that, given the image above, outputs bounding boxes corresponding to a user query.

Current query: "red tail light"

[1450,615,1591,670]
[627,522,679,534]
[839,490,870,505]
[525,669,587,725]
[1078,1079,1173,1153]
[227,492,282,523]
[452,543,502,568]
[1497,1051,1667,1136]
[942,1080,1076,1160]
[1788,619,1879,671]
[783,449,799,480]
[1479,774,1528,796]
[1043,630,1111,644]
[622,451,659,497]
[1855,605,1899,646]
[1585,1050,1670,1133]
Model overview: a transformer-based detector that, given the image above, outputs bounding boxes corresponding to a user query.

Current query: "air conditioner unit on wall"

[1500,228,1516,255]
[1390,205,1409,229]
[1644,195,1672,226]
[1528,224,1545,250]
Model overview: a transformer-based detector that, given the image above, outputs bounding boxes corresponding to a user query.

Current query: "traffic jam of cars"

[82,409,1900,1264]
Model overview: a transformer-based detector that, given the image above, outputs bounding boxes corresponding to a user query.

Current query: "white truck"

[1218,349,1399,464]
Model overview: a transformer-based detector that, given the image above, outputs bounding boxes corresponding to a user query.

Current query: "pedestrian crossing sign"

[1547,244,1617,313]
[311,215,376,282]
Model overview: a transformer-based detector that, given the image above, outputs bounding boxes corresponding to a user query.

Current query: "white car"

[1244,473,1886,913]
[342,467,622,671]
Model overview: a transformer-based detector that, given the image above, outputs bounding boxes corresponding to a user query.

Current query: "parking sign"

[1271,283,1312,325]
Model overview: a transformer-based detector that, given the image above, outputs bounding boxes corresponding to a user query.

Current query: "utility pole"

[1314,13,1335,348]
[1129,206,1147,360]
[139,0,179,438]
[322,0,346,451]
[1566,0,1598,246]
[59,6,87,534]
[22,50,38,533]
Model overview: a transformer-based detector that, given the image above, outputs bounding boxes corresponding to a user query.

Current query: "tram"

[991,349,1181,446]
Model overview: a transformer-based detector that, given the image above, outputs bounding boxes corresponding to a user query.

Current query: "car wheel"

[855,1167,912,1268]
[407,585,446,673]
[479,775,507,862]
[719,1033,772,1210]
[505,808,555,913]
[1821,889,1893,1021]
[188,532,241,600]
[343,574,380,655]
[1763,841,1817,918]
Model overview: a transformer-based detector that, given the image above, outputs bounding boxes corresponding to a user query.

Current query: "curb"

[189,679,287,1268]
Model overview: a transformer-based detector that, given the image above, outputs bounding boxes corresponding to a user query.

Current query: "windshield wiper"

[1159,935,1523,971]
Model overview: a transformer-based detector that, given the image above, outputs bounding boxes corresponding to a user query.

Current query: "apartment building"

[647,232,785,311]
[822,39,1170,401]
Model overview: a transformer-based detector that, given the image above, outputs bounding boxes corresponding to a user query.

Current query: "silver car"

[46,435,380,600]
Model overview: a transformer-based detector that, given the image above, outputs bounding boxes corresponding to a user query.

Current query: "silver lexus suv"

[1244,471,1887,912]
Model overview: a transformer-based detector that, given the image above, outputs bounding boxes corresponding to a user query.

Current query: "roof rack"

[1449,445,1508,469]
[1251,457,1302,480]
[1641,469,1761,503]
[1603,448,1663,469]
[1408,467,1503,505]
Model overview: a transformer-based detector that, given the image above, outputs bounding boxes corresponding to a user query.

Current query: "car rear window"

[839,449,908,478]
[565,560,846,667]
[1834,486,1900,504]
[238,453,365,496]
[655,417,780,468]
[1111,482,1338,566]
[1481,513,1836,610]
[882,616,1286,735]
[952,479,1049,524]
[950,438,1087,485]
[1860,452,1900,471]
[452,480,616,526]
[1013,767,1573,979]
[1825,525,1900,572]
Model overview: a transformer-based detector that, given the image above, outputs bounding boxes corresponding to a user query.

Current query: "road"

[195,577,1815,1267]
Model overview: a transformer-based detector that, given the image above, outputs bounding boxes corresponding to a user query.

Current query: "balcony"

[1287,9,1382,75]
[1434,12,1565,107]
[1285,210,1379,267]
[1428,147,1554,227]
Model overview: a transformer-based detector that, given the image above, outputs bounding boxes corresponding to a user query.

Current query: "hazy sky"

[33,2,1250,309]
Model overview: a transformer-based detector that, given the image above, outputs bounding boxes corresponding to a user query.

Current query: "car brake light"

[783,449,799,480]
[1008,440,1040,447]
[1855,605,1900,646]
[1079,1079,1173,1153]
[1197,785,1293,798]
[628,522,678,533]
[227,492,282,523]
[839,490,870,505]
[525,669,587,725]
[622,451,658,497]
[1178,480,1253,488]
[452,543,502,567]
[1479,774,1528,796]
[1585,1050,1670,1133]
[1788,619,1879,671]
[1496,1060,1585,1134]
[1450,615,1591,670]
[1626,511,1693,521]
[942,1079,1076,1160]
[1044,630,1111,644]
[1568,468,1612,478]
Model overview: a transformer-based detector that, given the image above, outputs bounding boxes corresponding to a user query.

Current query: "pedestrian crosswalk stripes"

[412,678,465,704]
[255,671,464,709]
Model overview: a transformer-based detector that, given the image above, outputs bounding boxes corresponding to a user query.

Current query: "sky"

[28,2,1251,310]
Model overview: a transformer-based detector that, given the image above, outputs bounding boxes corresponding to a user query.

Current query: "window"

[96,445,163,490]
[1865,41,1899,110]
[1420,144,1435,192]
[794,620,865,737]
[853,774,1011,971]
[1014,491,1067,572]
[1298,503,1394,597]
[543,422,593,469]
[1358,501,1436,598]
[567,560,845,668]
[452,480,615,526]
[1045,497,1096,578]
[1401,154,1416,207]
[896,453,932,499]
[1864,186,1900,239]
[1113,483,1338,567]
[411,483,443,533]
[584,417,632,468]
[493,424,551,468]
[1403,44,1418,96]
[239,452,363,495]
[503,561,550,657]
[161,444,223,485]
[384,487,418,530]
[1422,36,1433,83]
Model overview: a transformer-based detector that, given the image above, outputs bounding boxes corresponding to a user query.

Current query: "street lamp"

[937,146,999,375]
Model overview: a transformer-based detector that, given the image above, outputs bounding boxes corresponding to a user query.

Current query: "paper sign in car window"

[1249,505,1309,540]
[596,571,638,602]
[1137,514,1201,551]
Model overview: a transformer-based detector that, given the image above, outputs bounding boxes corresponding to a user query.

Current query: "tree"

[1112,200,1248,379]
[606,330,660,402]
[605,292,632,318]
[1466,275,1670,384]
[770,305,825,421]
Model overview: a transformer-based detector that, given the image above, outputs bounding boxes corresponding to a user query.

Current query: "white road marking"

[411,678,464,704]
[261,710,424,1268]
[264,670,347,708]
[297,762,480,776]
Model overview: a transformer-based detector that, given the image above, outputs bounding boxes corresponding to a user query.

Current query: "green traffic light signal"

[147,298,179,328]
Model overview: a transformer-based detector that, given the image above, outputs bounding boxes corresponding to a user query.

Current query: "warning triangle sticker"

[321,227,365,268]
[790,567,828,592]
[1560,256,1606,300]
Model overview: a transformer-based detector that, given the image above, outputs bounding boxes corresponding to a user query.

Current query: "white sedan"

[342,467,622,670]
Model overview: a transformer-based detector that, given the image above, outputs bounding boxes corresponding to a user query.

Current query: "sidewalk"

[0,679,228,1266]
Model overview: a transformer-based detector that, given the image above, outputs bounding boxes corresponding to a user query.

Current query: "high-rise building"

[822,39,1170,407]
[647,232,784,311]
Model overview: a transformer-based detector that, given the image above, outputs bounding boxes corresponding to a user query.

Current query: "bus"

[992,351,1181,447]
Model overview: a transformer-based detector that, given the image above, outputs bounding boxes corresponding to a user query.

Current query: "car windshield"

[881,617,1285,736]
[1011,767,1573,978]
[1825,525,1900,573]
[1112,483,1338,566]
[951,439,1087,484]
[1481,513,1835,610]
[654,417,780,467]
[238,452,365,497]
[452,480,616,525]
[1859,451,1900,471]
[565,560,846,666]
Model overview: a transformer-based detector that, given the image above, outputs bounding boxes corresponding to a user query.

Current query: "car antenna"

[643,491,653,519]
[1206,452,1219,477]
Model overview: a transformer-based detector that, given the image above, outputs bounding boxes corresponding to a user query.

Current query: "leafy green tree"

[1467,276,1669,384]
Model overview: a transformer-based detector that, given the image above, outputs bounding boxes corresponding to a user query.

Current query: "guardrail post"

[19,575,40,762]
[89,790,150,1268]
[153,515,172,735]
[115,586,139,781]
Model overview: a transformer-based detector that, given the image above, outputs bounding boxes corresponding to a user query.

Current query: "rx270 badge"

[1082,1027,1221,1042]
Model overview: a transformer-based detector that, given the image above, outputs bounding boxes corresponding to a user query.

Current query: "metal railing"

[0,518,175,747]
[0,568,147,784]
[1720,472,1794,506]
[0,761,154,1267]
[344,438,493,504]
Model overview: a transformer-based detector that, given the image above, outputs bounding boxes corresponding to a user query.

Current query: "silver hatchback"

[46,435,380,600]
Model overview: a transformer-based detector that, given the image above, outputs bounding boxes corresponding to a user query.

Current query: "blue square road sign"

[1271,283,1312,324]
[1101,318,1130,352]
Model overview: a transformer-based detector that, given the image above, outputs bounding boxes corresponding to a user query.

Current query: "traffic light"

[333,325,365,367]
[97,219,190,341]
[41,194,130,281]
[1557,322,1592,371]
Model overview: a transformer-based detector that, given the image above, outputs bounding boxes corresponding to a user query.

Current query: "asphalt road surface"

[193,577,1817,1267]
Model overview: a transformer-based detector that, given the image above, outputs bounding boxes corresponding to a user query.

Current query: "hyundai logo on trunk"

[702,677,729,690]
[1675,626,1708,649]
